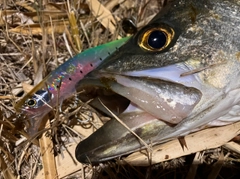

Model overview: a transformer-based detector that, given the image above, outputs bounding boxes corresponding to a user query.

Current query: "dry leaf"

[36,138,83,179]
[124,121,240,166]
[39,119,58,179]
[9,20,69,35]
[86,0,119,35]
[22,82,34,93]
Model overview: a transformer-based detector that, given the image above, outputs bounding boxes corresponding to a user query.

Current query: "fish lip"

[75,112,166,164]
[75,74,162,163]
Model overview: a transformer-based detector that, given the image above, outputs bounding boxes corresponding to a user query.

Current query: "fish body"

[75,0,240,163]
[15,37,130,134]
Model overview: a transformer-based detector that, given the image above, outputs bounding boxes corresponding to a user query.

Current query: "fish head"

[76,0,240,163]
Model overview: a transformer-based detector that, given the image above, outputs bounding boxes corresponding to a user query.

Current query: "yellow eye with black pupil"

[26,99,37,107]
[148,30,166,49]
[138,26,175,51]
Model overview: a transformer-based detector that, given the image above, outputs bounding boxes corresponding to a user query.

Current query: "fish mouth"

[74,0,240,164]
[75,63,203,164]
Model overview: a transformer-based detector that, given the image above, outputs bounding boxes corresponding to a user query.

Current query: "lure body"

[15,37,130,134]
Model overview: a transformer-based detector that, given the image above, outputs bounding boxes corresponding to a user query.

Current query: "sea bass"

[75,0,240,163]
[15,37,130,134]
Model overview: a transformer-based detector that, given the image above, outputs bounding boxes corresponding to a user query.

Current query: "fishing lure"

[15,37,130,134]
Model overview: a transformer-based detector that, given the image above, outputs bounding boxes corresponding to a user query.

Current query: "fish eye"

[138,25,175,51]
[26,99,37,107]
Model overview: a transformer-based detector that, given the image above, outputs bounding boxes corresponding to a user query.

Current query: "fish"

[15,37,131,135]
[75,0,240,164]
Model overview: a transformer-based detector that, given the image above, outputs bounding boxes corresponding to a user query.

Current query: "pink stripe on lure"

[15,37,130,135]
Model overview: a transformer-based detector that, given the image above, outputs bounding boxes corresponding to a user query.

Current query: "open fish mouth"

[78,64,203,124]
[75,62,204,163]
[75,0,240,164]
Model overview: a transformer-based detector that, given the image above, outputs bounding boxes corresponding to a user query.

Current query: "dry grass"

[0,0,240,178]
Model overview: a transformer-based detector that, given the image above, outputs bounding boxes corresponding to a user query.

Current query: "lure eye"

[138,25,175,51]
[24,90,52,109]
[26,99,37,107]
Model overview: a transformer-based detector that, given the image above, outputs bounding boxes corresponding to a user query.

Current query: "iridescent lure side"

[15,37,130,135]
